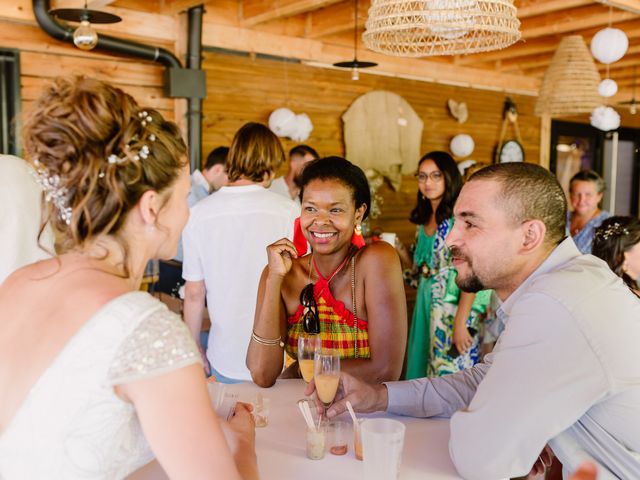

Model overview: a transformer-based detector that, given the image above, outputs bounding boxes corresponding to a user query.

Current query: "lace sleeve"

[107,307,201,385]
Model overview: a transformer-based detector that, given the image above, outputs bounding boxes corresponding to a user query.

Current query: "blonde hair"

[226,122,285,182]
[22,76,187,254]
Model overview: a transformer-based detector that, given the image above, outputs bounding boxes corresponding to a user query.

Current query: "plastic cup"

[252,396,270,428]
[361,418,406,480]
[328,420,349,455]
[306,425,326,460]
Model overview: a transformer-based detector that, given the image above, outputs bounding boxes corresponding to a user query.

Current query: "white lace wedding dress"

[0,291,200,479]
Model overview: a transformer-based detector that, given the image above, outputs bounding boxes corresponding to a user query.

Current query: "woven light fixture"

[362,0,521,57]
[535,36,601,117]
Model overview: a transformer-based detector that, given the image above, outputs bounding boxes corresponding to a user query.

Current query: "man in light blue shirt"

[320,163,640,480]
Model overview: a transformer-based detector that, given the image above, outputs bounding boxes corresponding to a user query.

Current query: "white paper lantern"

[290,113,313,142]
[591,28,628,64]
[590,106,620,131]
[598,79,618,97]
[450,134,475,158]
[268,108,297,137]
[457,159,476,175]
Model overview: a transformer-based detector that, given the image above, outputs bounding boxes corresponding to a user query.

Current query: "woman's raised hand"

[266,238,298,278]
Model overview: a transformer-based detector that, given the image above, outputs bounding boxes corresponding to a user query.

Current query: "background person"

[0,76,256,479]
[593,215,640,296]
[188,146,229,207]
[566,169,610,254]
[269,144,319,204]
[315,163,640,480]
[0,154,54,284]
[395,151,488,379]
[182,122,298,383]
[247,156,407,388]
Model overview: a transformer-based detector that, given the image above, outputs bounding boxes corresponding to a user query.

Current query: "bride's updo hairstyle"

[22,76,187,254]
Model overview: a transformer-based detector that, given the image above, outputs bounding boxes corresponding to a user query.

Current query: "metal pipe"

[187,5,204,173]
[32,0,181,69]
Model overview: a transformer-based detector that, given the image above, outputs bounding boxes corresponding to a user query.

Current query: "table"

[223,379,462,480]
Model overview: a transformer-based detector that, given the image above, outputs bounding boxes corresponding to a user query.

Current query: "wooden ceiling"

[96,0,640,104]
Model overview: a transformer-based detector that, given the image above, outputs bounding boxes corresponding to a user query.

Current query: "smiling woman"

[246,156,407,388]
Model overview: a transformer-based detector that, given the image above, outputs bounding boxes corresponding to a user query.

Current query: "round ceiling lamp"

[50,1,122,51]
[333,0,377,80]
[598,78,618,97]
[590,27,628,65]
[363,0,521,57]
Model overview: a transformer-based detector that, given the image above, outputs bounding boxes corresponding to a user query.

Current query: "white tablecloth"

[222,379,462,480]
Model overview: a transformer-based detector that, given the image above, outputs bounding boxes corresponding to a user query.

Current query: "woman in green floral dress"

[396,152,490,378]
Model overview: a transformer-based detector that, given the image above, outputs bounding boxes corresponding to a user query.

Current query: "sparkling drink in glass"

[298,334,320,383]
[314,351,340,412]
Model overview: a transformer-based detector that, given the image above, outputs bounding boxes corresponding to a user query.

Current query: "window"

[0,48,20,155]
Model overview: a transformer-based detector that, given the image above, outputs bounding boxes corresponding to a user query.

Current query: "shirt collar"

[497,237,580,321]
[191,169,210,193]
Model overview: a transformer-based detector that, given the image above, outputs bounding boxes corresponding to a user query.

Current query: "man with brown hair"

[269,144,319,204]
[182,123,298,383]
[320,163,640,479]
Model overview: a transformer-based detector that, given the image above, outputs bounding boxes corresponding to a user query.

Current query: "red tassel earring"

[351,224,366,249]
[293,217,309,256]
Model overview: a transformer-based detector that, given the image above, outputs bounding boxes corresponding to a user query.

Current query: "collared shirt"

[566,210,611,254]
[269,176,301,207]
[385,238,640,480]
[188,169,211,208]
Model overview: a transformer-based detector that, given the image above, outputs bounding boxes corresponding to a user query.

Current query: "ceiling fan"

[618,67,638,114]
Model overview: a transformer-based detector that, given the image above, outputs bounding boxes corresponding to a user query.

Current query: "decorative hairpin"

[107,110,156,165]
[32,159,72,225]
[596,222,629,240]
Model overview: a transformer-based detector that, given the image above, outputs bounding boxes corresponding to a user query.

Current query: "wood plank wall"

[202,49,542,249]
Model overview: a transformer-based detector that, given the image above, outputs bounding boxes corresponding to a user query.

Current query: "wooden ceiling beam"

[517,0,593,19]
[241,0,341,27]
[202,21,541,93]
[306,0,369,38]
[595,0,640,14]
[521,4,636,39]
[159,0,212,15]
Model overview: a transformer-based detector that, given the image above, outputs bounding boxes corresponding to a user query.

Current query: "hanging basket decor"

[535,35,601,117]
[362,0,521,57]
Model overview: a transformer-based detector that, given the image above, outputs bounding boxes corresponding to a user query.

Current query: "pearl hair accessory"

[32,158,73,225]
[107,110,156,165]
[596,222,630,240]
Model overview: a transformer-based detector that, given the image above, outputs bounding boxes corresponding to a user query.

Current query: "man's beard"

[450,246,486,293]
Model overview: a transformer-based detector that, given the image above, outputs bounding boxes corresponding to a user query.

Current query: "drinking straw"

[297,400,316,430]
[346,400,358,426]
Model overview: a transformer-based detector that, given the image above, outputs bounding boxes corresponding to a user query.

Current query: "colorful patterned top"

[285,263,370,360]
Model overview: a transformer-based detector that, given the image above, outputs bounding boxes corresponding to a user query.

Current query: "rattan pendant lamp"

[363,0,521,57]
[535,35,602,117]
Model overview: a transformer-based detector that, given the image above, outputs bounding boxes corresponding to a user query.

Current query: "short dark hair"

[204,146,229,170]
[593,216,640,295]
[410,151,462,225]
[569,169,606,194]
[299,156,371,220]
[468,163,567,246]
[289,144,319,160]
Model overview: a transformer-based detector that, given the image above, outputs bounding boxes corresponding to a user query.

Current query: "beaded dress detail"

[0,291,200,479]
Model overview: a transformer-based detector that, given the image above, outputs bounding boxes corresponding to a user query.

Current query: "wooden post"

[539,114,551,169]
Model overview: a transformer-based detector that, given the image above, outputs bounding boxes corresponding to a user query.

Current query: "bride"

[0,77,257,479]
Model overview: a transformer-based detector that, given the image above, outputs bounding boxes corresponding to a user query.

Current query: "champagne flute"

[314,351,340,416]
[298,334,320,383]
